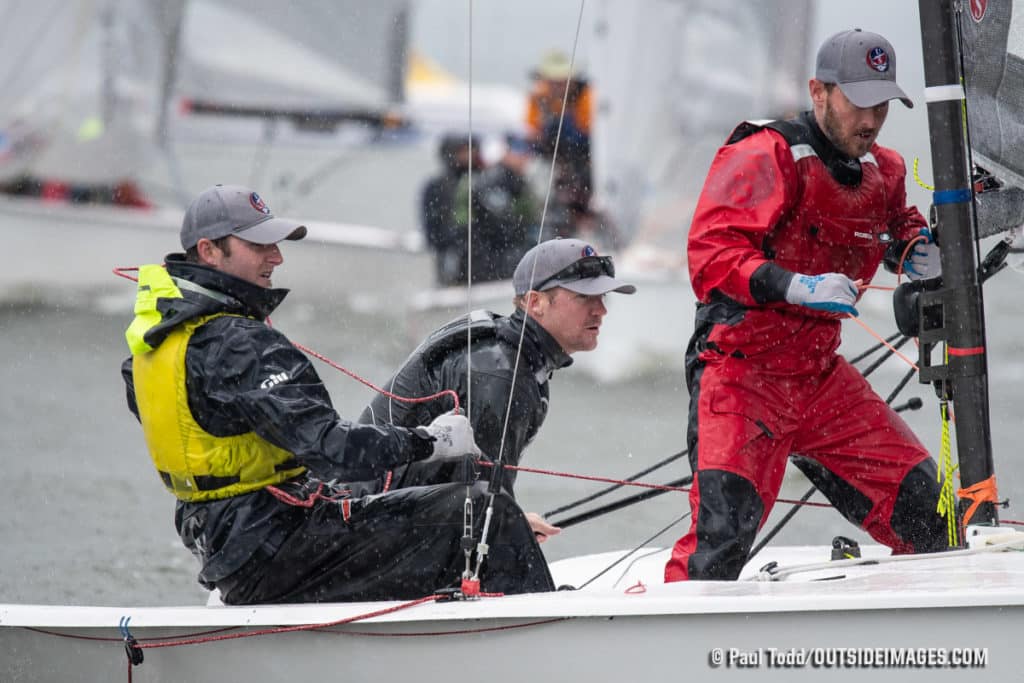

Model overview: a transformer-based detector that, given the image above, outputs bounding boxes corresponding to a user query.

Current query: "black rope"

[544,448,687,518]
[848,331,904,365]
[885,366,919,405]
[858,335,912,378]
[549,475,692,530]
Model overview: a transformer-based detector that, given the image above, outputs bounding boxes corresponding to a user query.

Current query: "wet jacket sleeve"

[687,130,800,305]
[441,355,541,496]
[188,317,433,482]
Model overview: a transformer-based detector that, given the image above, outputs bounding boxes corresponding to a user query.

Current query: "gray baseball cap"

[180,184,307,250]
[513,238,636,296]
[816,28,913,109]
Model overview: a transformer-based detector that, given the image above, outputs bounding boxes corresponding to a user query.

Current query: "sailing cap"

[816,28,913,109]
[181,184,307,250]
[513,238,636,296]
[534,49,573,80]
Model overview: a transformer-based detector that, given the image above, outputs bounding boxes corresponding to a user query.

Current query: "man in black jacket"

[360,238,635,541]
[421,134,480,286]
[122,184,553,604]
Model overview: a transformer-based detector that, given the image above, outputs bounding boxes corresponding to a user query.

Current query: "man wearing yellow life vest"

[122,185,555,604]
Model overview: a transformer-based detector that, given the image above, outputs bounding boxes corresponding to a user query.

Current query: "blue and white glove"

[904,228,941,280]
[417,413,482,458]
[784,272,859,316]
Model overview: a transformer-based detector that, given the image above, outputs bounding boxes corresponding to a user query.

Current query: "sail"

[175,0,410,126]
[960,0,1024,235]
[961,0,1024,186]
[0,0,183,187]
[0,0,411,196]
[588,0,814,263]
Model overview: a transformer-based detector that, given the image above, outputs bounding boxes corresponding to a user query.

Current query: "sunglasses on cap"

[534,255,615,291]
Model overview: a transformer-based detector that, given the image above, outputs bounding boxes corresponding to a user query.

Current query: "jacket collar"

[165,253,289,321]
[800,110,863,186]
[506,309,574,380]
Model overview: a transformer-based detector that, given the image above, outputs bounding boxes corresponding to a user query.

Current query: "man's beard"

[822,101,872,158]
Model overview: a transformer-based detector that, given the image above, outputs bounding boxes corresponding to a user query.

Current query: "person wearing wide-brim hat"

[526,49,593,158]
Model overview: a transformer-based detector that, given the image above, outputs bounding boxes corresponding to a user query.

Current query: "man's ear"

[809,78,828,107]
[196,238,219,267]
[524,290,550,318]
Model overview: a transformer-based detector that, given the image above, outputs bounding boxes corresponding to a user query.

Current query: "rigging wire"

[465,0,474,422]
[953,4,986,279]
[460,0,477,587]
[577,512,690,590]
[498,2,587,469]
[468,0,588,583]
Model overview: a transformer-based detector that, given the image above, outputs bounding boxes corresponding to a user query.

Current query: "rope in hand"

[849,251,925,372]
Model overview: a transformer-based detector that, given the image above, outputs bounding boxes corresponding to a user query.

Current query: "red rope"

[112,266,139,281]
[26,615,566,654]
[264,481,349,508]
[476,461,834,509]
[314,617,570,637]
[291,338,458,413]
[114,264,459,413]
[137,595,444,650]
[896,235,926,281]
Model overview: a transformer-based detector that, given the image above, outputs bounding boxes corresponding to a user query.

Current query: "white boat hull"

[4,543,1021,682]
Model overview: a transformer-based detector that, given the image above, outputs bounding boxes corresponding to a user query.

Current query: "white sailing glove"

[905,229,942,280]
[417,413,482,458]
[784,272,859,316]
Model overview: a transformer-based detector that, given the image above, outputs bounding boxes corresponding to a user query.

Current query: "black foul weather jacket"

[123,257,553,604]
[122,256,433,590]
[359,308,572,496]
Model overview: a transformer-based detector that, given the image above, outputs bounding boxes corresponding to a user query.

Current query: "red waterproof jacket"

[686,114,926,362]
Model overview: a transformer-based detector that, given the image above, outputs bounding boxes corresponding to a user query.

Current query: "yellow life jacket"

[129,267,305,501]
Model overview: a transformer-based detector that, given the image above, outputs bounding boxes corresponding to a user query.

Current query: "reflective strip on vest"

[790,143,816,163]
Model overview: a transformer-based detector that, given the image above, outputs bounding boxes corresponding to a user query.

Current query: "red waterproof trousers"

[665,342,938,582]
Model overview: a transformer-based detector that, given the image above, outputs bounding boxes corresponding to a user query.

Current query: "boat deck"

[4,540,1024,628]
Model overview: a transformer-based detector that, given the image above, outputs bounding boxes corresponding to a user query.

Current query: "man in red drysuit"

[666,28,948,582]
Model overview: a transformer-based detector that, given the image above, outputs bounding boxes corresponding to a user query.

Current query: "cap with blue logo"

[815,28,913,109]
[180,184,307,250]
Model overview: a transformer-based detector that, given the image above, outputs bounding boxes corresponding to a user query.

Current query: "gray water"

[4,132,1024,608]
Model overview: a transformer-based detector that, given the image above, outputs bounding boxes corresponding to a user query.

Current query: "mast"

[916,0,997,526]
